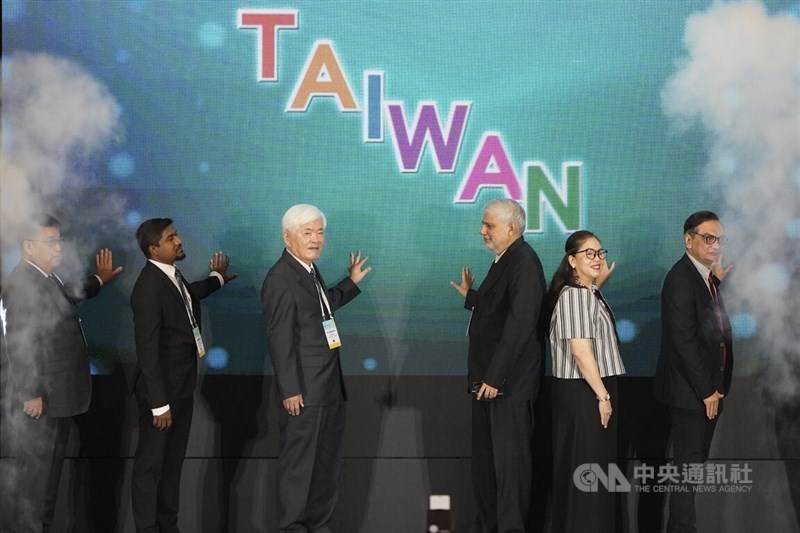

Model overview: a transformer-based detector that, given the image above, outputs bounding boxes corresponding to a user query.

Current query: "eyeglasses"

[573,248,608,260]
[27,238,63,248]
[690,232,728,246]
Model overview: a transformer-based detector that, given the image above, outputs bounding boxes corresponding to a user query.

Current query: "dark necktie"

[707,272,727,369]
[174,268,198,328]
[49,273,87,348]
[310,266,332,319]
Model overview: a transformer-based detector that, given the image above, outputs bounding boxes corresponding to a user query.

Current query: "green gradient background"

[3,0,772,375]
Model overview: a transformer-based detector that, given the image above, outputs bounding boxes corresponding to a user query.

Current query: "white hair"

[484,198,526,236]
[281,204,327,232]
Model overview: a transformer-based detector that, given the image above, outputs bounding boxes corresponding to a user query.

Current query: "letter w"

[386,101,471,173]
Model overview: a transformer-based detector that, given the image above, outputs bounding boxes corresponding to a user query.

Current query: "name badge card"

[322,318,342,349]
[193,326,206,357]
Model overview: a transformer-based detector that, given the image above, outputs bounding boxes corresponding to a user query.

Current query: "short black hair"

[21,213,62,243]
[136,218,173,259]
[683,211,719,234]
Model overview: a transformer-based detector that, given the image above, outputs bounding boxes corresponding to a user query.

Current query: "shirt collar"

[686,253,712,283]
[24,259,50,278]
[148,258,177,279]
[286,249,313,273]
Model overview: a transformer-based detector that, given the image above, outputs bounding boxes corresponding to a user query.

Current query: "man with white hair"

[451,198,546,533]
[261,204,370,532]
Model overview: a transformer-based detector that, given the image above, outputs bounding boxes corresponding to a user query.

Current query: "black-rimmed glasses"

[573,248,607,260]
[690,232,728,246]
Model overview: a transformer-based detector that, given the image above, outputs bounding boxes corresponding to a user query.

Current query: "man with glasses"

[654,210,734,533]
[2,213,121,532]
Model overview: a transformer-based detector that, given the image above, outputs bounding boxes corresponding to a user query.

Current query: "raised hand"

[348,251,371,284]
[710,252,734,282]
[449,267,474,298]
[95,248,123,284]
[209,251,238,283]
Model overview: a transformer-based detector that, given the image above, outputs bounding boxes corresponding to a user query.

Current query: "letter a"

[287,40,359,112]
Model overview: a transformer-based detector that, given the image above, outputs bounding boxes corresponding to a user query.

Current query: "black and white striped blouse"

[549,285,626,379]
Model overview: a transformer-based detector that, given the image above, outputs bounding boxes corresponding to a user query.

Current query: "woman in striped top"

[544,230,625,533]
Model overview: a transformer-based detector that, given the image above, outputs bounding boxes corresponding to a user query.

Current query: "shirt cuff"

[209,271,224,286]
[94,274,104,287]
[151,404,170,416]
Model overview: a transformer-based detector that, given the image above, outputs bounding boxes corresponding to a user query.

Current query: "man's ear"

[22,240,34,256]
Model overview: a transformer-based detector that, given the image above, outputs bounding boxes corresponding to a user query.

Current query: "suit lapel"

[146,261,185,309]
[478,238,522,296]
[280,249,318,299]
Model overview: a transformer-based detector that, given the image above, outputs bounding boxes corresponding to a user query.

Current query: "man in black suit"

[2,213,121,532]
[450,199,546,533]
[130,218,235,533]
[654,210,734,533]
[261,204,370,533]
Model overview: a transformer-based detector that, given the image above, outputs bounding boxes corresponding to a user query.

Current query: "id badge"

[322,318,342,349]
[193,326,206,357]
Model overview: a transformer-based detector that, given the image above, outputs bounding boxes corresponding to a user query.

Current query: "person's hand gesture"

[595,259,616,289]
[710,252,734,282]
[449,267,474,298]
[95,248,123,284]
[209,251,238,283]
[348,251,371,284]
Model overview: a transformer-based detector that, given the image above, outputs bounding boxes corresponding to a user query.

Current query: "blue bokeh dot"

[198,22,226,49]
[786,219,800,239]
[731,312,757,339]
[757,262,790,293]
[362,357,378,372]
[115,49,131,64]
[616,319,638,343]
[716,155,737,175]
[2,0,27,22]
[198,161,210,173]
[127,0,147,13]
[109,152,135,178]
[126,210,143,228]
[205,346,230,370]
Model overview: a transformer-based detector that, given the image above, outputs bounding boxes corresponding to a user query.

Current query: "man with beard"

[130,218,235,532]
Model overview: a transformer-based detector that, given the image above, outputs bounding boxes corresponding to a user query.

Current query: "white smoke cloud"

[1,51,122,252]
[662,1,800,403]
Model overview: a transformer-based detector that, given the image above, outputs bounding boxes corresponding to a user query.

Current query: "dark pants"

[13,415,72,533]
[131,395,194,533]
[551,377,618,533]
[277,403,346,533]
[667,406,719,533]
[470,398,534,533]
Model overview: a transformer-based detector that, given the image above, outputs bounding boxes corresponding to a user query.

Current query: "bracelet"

[597,393,611,402]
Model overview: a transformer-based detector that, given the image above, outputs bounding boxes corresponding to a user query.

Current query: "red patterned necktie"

[707,272,727,370]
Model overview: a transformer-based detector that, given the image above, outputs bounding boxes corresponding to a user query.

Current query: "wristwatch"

[597,393,611,402]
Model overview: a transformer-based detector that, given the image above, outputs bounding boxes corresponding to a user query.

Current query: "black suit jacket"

[261,249,360,406]
[130,261,221,408]
[464,237,546,401]
[3,261,101,417]
[654,253,734,411]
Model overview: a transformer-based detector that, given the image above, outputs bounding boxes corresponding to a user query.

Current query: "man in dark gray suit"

[261,204,370,533]
[2,213,121,532]
[654,210,734,533]
[450,199,546,533]
[130,218,235,533]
